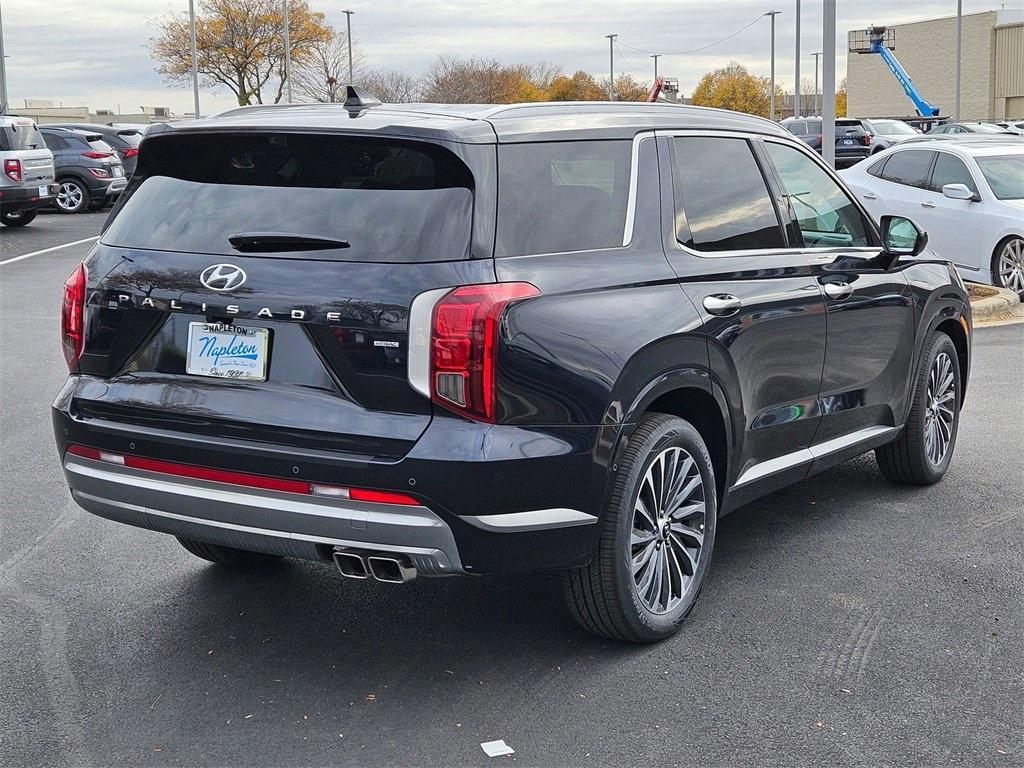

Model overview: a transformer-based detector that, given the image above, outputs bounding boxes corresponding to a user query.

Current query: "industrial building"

[846,9,1024,120]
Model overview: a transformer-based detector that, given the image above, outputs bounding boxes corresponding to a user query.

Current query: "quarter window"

[764,142,872,248]
[671,137,785,252]
[880,150,935,188]
[929,153,977,195]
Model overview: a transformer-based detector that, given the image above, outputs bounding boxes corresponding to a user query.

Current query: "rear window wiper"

[228,232,351,253]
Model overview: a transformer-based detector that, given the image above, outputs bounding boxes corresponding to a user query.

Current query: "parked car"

[38,126,127,213]
[842,138,1024,296]
[859,118,923,153]
[53,96,971,642]
[44,123,143,176]
[0,116,56,227]
[995,120,1024,136]
[781,117,872,166]
[927,121,1015,136]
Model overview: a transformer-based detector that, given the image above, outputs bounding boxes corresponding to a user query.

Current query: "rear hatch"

[0,119,54,187]
[75,130,493,461]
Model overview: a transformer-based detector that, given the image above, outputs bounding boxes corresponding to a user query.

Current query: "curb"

[969,285,1023,324]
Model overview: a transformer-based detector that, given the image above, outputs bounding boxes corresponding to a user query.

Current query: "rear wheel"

[55,178,90,214]
[0,210,37,227]
[563,414,717,643]
[992,236,1024,297]
[876,332,961,485]
[176,537,283,569]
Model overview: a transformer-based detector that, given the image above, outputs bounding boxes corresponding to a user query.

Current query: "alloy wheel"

[997,238,1024,294]
[56,182,83,212]
[631,446,707,614]
[923,351,956,466]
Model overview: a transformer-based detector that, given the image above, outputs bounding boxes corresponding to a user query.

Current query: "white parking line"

[0,235,100,267]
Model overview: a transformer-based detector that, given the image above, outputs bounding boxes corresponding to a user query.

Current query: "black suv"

[53,94,971,642]
[782,117,873,166]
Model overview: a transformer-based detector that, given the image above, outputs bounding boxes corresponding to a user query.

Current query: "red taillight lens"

[61,262,87,370]
[122,148,139,158]
[3,159,21,182]
[862,133,873,146]
[429,282,540,422]
[81,151,113,159]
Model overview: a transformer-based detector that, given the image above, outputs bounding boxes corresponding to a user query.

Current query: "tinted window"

[495,140,630,256]
[765,142,872,248]
[672,137,784,252]
[881,150,935,187]
[116,130,142,148]
[787,121,806,134]
[104,133,475,262]
[0,121,44,151]
[929,153,977,194]
[41,133,67,150]
[976,155,1024,200]
[805,120,822,134]
[87,138,115,154]
[867,156,889,178]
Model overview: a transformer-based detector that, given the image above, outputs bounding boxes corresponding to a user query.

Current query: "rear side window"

[880,150,935,188]
[672,137,785,252]
[495,141,630,256]
[41,133,68,150]
[0,121,44,151]
[116,130,142,148]
[103,133,475,262]
[929,153,977,195]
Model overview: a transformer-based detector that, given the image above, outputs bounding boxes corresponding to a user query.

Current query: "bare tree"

[420,55,563,104]
[292,34,368,103]
[358,70,422,103]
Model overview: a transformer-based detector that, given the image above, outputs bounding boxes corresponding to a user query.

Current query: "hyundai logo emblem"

[200,263,247,292]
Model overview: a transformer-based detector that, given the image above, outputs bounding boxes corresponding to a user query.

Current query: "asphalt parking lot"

[1,213,1022,768]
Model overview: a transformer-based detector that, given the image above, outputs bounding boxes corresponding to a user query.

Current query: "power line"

[612,41,643,72]
[618,14,765,58]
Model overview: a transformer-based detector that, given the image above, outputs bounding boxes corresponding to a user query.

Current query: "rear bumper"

[0,183,56,213]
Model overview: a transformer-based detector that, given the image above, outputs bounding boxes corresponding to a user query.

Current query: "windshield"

[103,133,475,262]
[976,155,1024,199]
[0,121,44,151]
[972,123,1011,134]
[870,120,919,135]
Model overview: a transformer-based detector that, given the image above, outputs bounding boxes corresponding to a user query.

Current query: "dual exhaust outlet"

[332,549,417,583]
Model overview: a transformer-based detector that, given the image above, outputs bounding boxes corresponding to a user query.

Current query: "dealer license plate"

[186,322,269,381]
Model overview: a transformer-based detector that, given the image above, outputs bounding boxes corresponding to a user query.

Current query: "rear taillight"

[87,167,110,178]
[3,159,22,183]
[122,148,139,158]
[862,133,873,146]
[419,283,540,422]
[81,151,112,159]
[61,262,87,370]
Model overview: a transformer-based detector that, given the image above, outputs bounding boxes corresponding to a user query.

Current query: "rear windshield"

[116,130,142,147]
[0,121,45,151]
[103,133,475,262]
[496,140,630,256]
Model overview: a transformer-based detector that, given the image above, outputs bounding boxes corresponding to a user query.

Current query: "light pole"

[765,11,782,121]
[343,9,354,85]
[605,34,616,100]
[0,1,8,115]
[955,0,962,120]
[794,0,801,117]
[812,51,822,115]
[188,0,200,117]
[822,0,836,168]
[283,0,292,103]
[651,54,660,83]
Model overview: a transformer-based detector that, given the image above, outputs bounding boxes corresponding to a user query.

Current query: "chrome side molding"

[461,508,597,532]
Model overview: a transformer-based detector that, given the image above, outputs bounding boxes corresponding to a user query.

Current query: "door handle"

[823,281,853,300]
[863,193,877,200]
[921,201,936,209]
[702,294,742,316]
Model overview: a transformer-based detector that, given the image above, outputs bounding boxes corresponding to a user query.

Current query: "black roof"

[152,101,792,144]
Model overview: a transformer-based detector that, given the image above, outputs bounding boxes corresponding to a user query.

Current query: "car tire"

[992,236,1024,297]
[54,178,90,214]
[176,537,283,569]
[876,332,961,485]
[563,413,717,643]
[0,210,37,227]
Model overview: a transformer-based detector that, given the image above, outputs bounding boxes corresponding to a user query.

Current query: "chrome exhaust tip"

[367,554,417,583]
[332,550,369,579]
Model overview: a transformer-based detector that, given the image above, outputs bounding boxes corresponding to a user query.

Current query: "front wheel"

[0,210,37,227]
[993,236,1024,297]
[563,414,717,643]
[876,332,961,485]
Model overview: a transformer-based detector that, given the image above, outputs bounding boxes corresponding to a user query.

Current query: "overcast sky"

[3,0,1022,114]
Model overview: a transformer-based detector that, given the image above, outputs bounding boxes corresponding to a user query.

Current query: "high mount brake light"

[429,283,540,422]
[61,262,87,371]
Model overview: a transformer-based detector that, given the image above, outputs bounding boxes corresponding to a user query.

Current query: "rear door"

[80,131,494,461]
[661,133,827,501]
[873,148,936,222]
[915,150,985,276]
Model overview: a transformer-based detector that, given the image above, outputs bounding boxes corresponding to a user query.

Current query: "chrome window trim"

[621,131,654,247]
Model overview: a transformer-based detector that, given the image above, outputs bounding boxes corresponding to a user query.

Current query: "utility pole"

[283,0,293,103]
[955,0,963,120]
[651,54,660,83]
[794,0,801,117]
[822,0,836,168]
[766,11,782,121]
[188,0,200,117]
[0,1,9,114]
[343,9,354,85]
[812,51,822,114]
[605,34,617,100]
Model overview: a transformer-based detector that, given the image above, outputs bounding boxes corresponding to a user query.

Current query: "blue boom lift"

[851,26,941,117]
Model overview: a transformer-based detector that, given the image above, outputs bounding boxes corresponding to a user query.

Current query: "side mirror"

[880,215,928,259]
[942,183,976,201]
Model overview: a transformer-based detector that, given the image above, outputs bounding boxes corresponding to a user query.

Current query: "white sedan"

[841,139,1024,295]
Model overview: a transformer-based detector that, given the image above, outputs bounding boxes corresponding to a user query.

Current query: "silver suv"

[0,116,55,227]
